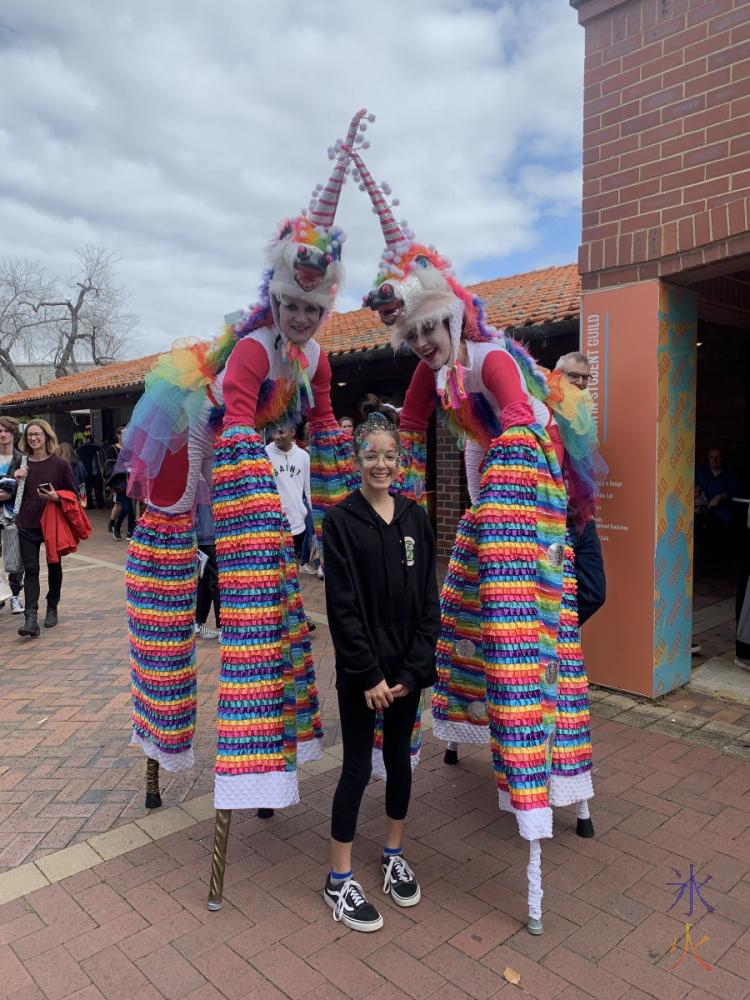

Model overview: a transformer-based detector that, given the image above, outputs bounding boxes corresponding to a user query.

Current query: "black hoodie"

[323,490,440,693]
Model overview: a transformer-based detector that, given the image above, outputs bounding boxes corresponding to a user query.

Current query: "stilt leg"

[527,839,543,935]
[207,809,232,911]
[257,809,275,819]
[443,741,459,766]
[575,799,595,838]
[145,758,162,809]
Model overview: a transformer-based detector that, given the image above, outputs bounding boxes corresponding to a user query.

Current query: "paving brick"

[0,911,45,947]
[279,913,348,958]
[505,911,580,963]
[229,910,308,964]
[74,882,133,925]
[191,943,263,999]
[0,942,35,994]
[118,909,203,961]
[137,943,207,998]
[249,943,326,1000]
[427,943,505,1000]
[563,910,632,962]
[542,945,629,1000]
[124,880,184,924]
[307,940,388,999]
[65,910,149,961]
[80,944,152,998]
[172,905,250,960]
[598,944,691,999]
[482,944,569,1000]
[447,908,522,959]
[26,943,93,1000]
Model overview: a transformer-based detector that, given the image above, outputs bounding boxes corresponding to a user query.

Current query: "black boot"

[44,605,58,628]
[18,611,40,637]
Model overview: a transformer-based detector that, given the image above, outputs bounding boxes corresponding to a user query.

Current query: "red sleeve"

[307,350,337,431]
[399,361,436,432]
[481,350,535,430]
[222,337,271,427]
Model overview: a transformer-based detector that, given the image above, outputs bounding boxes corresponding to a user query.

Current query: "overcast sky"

[0,0,584,357]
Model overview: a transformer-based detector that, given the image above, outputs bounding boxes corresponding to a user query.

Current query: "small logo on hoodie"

[404,535,415,566]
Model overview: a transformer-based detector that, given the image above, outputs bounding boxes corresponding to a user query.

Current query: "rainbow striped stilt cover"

[549,543,593,803]
[309,427,356,550]
[433,508,488,743]
[213,425,322,810]
[392,429,428,509]
[475,427,567,840]
[127,508,198,771]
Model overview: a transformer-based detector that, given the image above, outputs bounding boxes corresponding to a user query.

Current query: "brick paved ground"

[1,513,750,998]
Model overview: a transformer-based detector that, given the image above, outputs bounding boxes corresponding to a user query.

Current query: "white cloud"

[0,0,583,356]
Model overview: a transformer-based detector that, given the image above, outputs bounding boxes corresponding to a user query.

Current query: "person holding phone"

[13,420,75,637]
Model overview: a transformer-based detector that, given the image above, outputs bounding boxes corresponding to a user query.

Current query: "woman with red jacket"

[14,420,75,637]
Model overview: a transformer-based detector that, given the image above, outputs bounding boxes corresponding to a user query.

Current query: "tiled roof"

[0,263,579,407]
[0,354,159,407]
[318,262,581,356]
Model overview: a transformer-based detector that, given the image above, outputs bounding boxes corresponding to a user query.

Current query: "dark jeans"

[114,495,136,536]
[196,543,220,627]
[85,473,105,509]
[19,527,62,612]
[570,518,606,627]
[292,530,305,561]
[331,686,421,844]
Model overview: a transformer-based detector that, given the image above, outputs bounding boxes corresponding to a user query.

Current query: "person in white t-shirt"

[266,424,317,632]
[266,424,311,557]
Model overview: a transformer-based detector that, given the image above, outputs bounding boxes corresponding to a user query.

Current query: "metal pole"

[145,758,162,809]
[207,809,232,911]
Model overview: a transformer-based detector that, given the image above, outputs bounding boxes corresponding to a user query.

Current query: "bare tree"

[0,259,57,390]
[36,245,137,377]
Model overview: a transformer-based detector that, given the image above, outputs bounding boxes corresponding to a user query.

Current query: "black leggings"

[331,686,421,844]
[115,495,136,536]
[19,527,62,612]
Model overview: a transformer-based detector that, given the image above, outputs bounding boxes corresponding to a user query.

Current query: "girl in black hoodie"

[322,412,439,933]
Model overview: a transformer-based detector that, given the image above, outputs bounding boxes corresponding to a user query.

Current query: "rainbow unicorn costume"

[347,138,596,933]
[121,110,368,812]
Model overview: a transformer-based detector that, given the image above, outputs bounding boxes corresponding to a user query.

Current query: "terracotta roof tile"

[0,263,579,407]
[0,354,159,407]
[318,262,580,355]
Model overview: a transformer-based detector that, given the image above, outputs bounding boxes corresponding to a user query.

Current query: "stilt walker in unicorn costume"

[120,110,371,907]
[345,140,596,934]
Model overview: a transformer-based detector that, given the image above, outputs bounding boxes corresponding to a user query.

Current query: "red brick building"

[572,0,750,697]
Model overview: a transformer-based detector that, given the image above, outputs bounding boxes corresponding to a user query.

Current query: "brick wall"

[435,422,469,562]
[575,0,750,288]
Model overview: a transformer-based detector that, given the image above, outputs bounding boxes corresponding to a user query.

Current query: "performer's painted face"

[403,319,452,371]
[357,430,399,491]
[278,295,324,345]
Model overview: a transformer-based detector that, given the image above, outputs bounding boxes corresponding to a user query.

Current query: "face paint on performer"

[357,430,399,493]
[403,319,452,371]
[277,295,325,345]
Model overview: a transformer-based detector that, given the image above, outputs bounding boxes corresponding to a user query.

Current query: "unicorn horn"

[342,145,406,249]
[309,108,369,228]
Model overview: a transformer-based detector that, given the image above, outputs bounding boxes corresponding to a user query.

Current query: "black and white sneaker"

[382,854,421,907]
[323,876,383,932]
